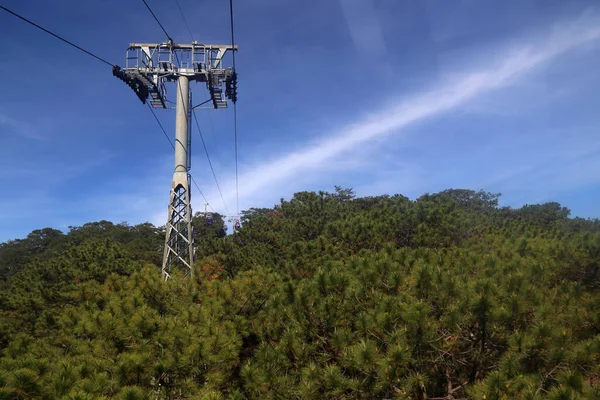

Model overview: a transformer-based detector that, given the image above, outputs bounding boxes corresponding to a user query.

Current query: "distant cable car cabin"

[204,203,214,225]
[234,219,241,230]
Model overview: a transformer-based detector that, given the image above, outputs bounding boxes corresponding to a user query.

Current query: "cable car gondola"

[204,203,214,225]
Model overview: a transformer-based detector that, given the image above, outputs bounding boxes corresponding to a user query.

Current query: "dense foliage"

[0,188,599,399]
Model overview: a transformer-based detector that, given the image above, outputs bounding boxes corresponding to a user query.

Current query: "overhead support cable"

[142,0,222,216]
[1,4,212,215]
[228,0,240,216]
[191,99,213,109]
[141,0,171,40]
[147,104,175,150]
[146,0,233,217]
[174,0,194,42]
[206,107,220,165]
[192,110,230,215]
[0,5,114,67]
[168,3,223,182]
[228,0,237,70]
[191,175,214,212]
[169,0,228,217]
[147,104,213,209]
[232,107,239,215]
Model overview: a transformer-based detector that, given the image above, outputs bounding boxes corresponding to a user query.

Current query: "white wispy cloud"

[340,0,387,58]
[481,137,600,206]
[0,113,44,140]
[200,14,600,215]
[120,12,599,232]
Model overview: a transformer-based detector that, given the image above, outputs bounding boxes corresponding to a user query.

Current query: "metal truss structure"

[163,176,194,279]
[114,41,237,279]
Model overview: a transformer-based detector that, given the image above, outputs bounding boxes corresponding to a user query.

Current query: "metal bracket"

[123,42,237,109]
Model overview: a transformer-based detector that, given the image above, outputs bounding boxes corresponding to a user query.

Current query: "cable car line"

[0,5,114,67]
[170,1,228,217]
[141,0,224,216]
[228,0,237,70]
[191,99,212,110]
[174,0,194,42]
[2,2,217,225]
[147,104,175,150]
[167,0,226,175]
[141,0,171,41]
[232,104,239,216]
[142,0,237,221]
[192,109,230,215]
[147,104,213,209]
[134,3,222,218]
[206,105,220,157]
[228,0,240,218]
[191,176,214,213]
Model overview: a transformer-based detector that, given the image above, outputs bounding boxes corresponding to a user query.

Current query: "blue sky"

[1,0,599,242]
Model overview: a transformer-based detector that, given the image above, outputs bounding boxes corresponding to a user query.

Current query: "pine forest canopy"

[0,188,599,399]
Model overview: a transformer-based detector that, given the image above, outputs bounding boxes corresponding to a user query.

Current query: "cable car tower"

[114,41,237,279]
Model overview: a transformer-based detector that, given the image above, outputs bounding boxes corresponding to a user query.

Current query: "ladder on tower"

[210,87,228,109]
[127,71,167,108]
[149,91,166,108]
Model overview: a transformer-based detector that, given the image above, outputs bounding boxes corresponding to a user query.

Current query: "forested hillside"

[0,188,599,399]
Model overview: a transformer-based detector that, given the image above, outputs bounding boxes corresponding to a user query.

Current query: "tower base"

[162,176,194,280]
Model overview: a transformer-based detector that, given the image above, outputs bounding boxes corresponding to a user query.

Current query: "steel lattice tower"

[114,42,237,279]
